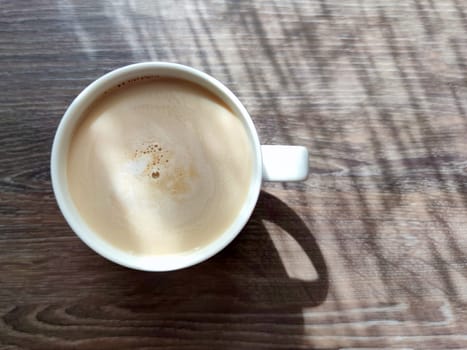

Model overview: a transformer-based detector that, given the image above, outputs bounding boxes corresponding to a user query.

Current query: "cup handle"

[261,145,309,182]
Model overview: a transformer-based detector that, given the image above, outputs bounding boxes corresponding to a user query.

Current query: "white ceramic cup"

[51,62,308,271]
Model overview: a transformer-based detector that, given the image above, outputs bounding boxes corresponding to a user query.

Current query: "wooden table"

[2,0,467,348]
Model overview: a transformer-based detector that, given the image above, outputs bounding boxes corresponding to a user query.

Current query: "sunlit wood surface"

[2,0,467,348]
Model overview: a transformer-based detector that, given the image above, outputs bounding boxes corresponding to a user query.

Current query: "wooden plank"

[1,0,467,348]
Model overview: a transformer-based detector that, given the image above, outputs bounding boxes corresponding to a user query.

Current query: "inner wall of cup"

[54,64,262,270]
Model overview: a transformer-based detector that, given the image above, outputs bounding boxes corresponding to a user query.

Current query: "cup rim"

[51,62,262,271]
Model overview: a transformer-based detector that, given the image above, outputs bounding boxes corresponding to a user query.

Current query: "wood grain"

[2,0,467,348]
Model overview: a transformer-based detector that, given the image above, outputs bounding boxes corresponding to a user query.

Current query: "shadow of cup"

[110,190,329,342]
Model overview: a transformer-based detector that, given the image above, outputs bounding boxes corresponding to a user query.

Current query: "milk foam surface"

[67,78,253,255]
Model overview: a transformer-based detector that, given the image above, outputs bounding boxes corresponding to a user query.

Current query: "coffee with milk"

[67,77,253,256]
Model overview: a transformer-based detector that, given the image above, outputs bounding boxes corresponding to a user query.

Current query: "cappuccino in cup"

[67,77,253,256]
[51,62,308,271]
